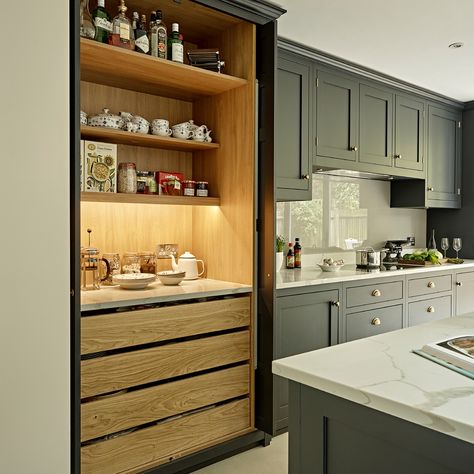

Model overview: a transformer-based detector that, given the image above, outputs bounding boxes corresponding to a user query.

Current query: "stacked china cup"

[151,119,173,137]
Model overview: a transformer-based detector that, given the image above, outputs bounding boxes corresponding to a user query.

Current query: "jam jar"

[196,181,209,197]
[182,180,196,196]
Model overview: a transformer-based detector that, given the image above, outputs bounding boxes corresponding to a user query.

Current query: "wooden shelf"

[80,39,248,100]
[81,192,220,206]
[81,125,219,152]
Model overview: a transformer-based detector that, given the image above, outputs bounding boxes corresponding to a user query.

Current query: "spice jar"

[196,181,209,197]
[118,162,137,193]
[183,180,196,196]
[122,252,141,273]
[136,171,149,193]
[139,252,156,274]
[102,252,121,285]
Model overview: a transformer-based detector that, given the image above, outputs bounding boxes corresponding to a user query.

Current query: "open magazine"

[413,335,474,380]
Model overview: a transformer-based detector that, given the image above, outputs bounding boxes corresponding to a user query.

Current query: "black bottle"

[294,238,302,268]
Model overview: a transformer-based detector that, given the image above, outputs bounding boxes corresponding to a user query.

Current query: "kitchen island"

[273,314,474,473]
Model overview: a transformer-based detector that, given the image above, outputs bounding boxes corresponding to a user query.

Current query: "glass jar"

[102,252,121,285]
[136,170,149,194]
[196,181,209,197]
[183,180,196,196]
[118,162,137,193]
[122,252,140,273]
[139,252,156,274]
[80,0,96,39]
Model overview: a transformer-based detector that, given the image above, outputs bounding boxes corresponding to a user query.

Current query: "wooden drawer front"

[81,331,249,398]
[81,296,250,355]
[346,305,403,342]
[408,295,452,327]
[407,274,452,298]
[81,364,249,442]
[81,398,250,474]
[346,281,403,308]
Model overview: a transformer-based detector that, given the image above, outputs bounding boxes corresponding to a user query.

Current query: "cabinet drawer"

[81,364,249,442]
[346,305,403,342]
[346,280,403,308]
[407,274,452,298]
[81,398,250,474]
[408,295,452,327]
[81,296,251,355]
[81,330,250,398]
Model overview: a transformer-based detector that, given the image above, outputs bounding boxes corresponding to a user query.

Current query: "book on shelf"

[413,335,474,380]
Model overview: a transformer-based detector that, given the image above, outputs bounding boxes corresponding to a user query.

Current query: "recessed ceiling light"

[449,42,464,49]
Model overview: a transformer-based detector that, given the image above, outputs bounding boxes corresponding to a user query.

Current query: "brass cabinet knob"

[427,281,435,289]
[371,317,381,326]
[371,289,381,297]
[301,174,310,180]
[427,306,435,313]
[394,154,402,159]
[456,281,463,287]
[427,186,434,191]
[331,301,340,307]
[350,146,358,151]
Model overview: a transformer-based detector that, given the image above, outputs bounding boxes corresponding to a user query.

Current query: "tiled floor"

[193,433,288,473]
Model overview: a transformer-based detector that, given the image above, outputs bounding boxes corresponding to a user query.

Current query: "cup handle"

[188,131,194,139]
[99,258,111,282]
[197,260,205,277]
[167,128,172,136]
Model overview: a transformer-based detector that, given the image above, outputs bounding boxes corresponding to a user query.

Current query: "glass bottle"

[168,23,183,63]
[286,243,294,269]
[109,0,133,50]
[92,0,112,44]
[151,10,167,59]
[294,238,302,268]
[80,0,96,39]
[117,162,137,193]
[427,229,437,250]
[131,11,139,49]
[135,14,150,54]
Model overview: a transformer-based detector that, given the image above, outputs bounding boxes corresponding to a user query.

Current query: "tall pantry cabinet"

[72,1,285,473]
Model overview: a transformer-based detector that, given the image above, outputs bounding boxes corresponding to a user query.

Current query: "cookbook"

[413,335,474,379]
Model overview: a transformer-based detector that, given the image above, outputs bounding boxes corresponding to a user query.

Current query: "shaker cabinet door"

[359,84,393,167]
[455,271,474,316]
[315,70,359,163]
[276,52,312,201]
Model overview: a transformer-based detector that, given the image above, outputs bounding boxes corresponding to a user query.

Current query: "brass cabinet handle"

[301,174,310,180]
[350,146,358,151]
[427,306,435,313]
[331,301,340,307]
[372,289,381,297]
[456,281,463,286]
[427,281,435,289]
[427,186,434,191]
[394,154,402,159]
[371,317,381,326]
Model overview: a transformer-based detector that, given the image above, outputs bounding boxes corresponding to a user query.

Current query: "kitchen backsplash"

[277,174,426,266]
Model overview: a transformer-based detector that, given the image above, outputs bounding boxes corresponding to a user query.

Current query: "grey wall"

[428,107,474,259]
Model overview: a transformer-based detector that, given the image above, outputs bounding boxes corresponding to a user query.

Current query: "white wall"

[0,1,70,473]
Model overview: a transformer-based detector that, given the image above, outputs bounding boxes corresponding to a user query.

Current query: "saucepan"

[355,247,381,268]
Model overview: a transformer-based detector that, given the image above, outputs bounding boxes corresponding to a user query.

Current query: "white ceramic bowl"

[157,270,186,286]
[112,273,156,289]
[317,263,344,272]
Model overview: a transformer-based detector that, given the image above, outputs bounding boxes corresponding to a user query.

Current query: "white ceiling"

[275,0,474,102]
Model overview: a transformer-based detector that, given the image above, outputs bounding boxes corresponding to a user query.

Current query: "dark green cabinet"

[315,70,359,166]
[276,52,312,201]
[427,105,462,207]
[274,288,340,434]
[455,271,474,316]
[359,84,393,167]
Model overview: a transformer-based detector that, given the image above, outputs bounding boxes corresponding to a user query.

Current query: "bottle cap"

[156,10,163,19]
[141,14,147,23]
[172,23,179,32]
[119,0,127,13]
[132,11,139,19]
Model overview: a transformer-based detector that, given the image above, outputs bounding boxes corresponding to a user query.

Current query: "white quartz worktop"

[277,260,474,290]
[81,278,252,311]
[273,314,474,444]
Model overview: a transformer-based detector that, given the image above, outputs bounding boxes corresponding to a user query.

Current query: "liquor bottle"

[286,243,295,269]
[92,0,112,43]
[135,15,150,54]
[294,238,302,268]
[148,11,156,37]
[80,0,96,39]
[168,23,183,63]
[428,229,437,250]
[109,0,133,50]
[150,10,167,59]
[131,11,139,46]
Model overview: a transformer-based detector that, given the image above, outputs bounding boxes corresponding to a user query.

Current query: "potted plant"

[276,235,286,271]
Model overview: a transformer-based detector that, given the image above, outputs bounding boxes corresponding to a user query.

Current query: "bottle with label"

[427,229,437,250]
[286,243,294,269]
[131,11,138,47]
[134,15,150,54]
[150,10,168,59]
[92,0,112,43]
[109,0,133,50]
[294,238,302,268]
[168,23,183,63]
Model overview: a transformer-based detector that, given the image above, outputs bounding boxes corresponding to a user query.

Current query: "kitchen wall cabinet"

[276,51,312,201]
[454,270,474,316]
[274,285,341,434]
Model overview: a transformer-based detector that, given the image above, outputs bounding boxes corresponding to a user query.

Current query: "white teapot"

[170,251,205,280]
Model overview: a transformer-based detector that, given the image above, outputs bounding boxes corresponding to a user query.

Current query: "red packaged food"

[156,171,184,196]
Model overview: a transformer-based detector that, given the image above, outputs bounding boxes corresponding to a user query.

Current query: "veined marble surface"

[276,260,474,290]
[81,278,252,311]
[273,314,474,444]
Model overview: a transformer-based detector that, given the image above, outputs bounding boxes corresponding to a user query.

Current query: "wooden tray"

[398,258,448,266]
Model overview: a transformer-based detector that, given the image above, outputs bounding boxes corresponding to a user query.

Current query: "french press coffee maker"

[80,229,110,291]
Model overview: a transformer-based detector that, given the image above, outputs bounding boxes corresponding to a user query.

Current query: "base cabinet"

[455,270,474,316]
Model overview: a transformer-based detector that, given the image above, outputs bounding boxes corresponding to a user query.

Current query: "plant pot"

[276,252,284,271]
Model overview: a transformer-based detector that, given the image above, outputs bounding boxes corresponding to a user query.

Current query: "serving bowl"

[317,263,344,272]
[112,273,156,289]
[157,270,186,286]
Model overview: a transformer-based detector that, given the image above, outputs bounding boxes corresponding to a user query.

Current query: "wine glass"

[441,237,449,258]
[453,238,462,259]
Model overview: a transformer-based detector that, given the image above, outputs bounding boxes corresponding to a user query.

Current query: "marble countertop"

[81,278,252,312]
[276,260,474,290]
[273,314,474,444]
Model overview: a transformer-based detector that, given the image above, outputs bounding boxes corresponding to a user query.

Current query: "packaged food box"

[156,171,184,196]
[84,141,117,193]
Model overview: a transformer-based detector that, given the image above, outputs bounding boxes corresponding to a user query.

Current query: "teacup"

[172,128,194,140]
[126,122,139,133]
[132,115,150,134]
[152,126,172,137]
[173,120,195,131]
[151,119,169,129]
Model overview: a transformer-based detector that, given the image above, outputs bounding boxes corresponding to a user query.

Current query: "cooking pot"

[356,247,381,268]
